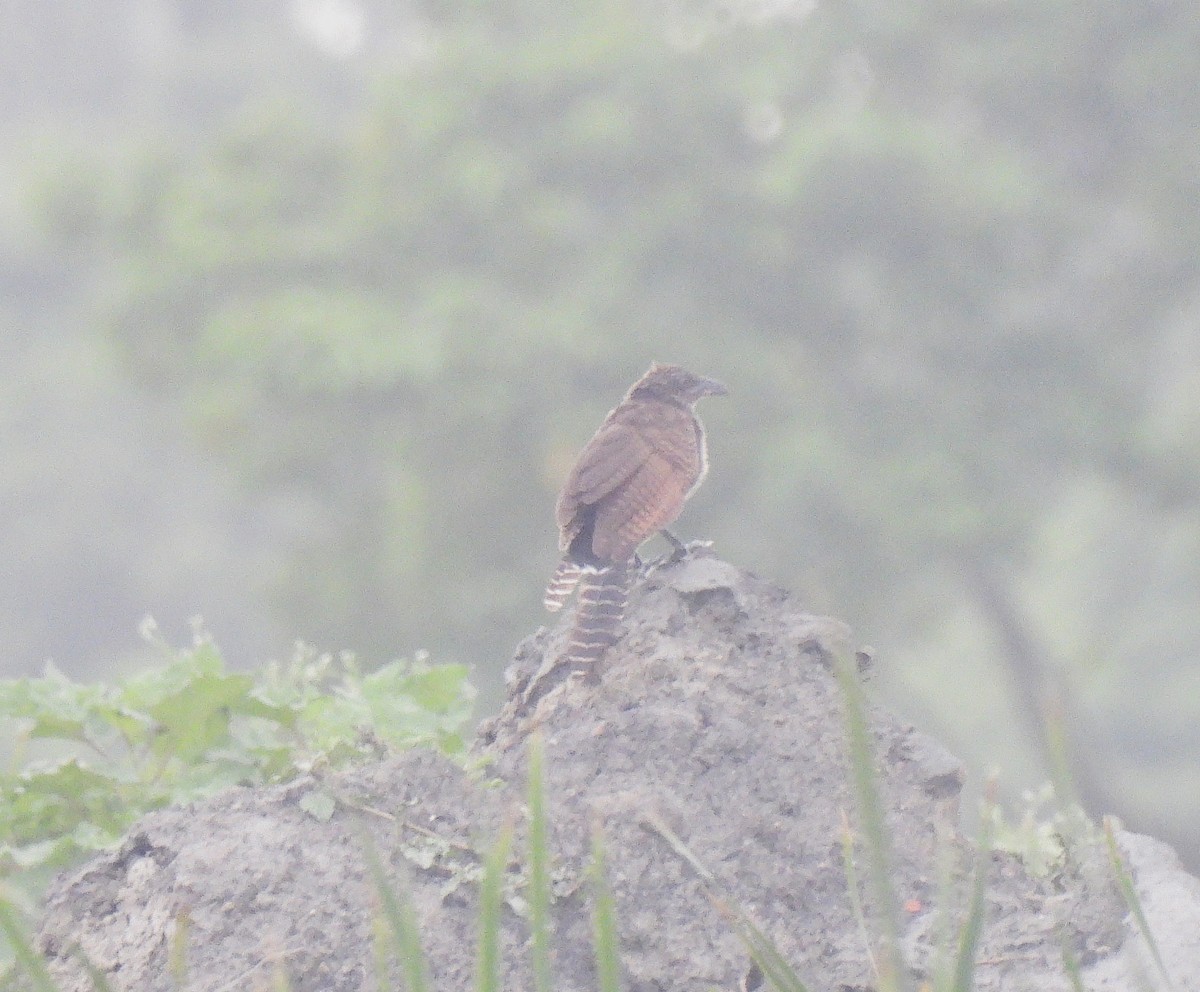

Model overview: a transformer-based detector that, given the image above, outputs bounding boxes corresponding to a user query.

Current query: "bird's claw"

[647,535,713,573]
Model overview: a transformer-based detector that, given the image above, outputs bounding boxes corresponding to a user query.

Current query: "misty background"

[3,0,1199,868]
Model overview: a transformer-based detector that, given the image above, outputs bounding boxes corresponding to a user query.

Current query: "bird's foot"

[660,529,688,561]
[647,532,713,572]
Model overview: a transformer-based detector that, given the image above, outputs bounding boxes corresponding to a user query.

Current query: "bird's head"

[628,362,728,405]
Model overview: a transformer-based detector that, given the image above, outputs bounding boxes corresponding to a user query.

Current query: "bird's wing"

[556,420,652,533]
[591,450,692,562]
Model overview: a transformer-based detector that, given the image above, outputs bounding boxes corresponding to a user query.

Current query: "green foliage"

[0,898,56,992]
[988,783,1095,879]
[57,0,1124,677]
[0,628,474,905]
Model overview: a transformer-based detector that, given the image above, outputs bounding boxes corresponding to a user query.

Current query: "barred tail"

[543,560,584,612]
[565,561,631,666]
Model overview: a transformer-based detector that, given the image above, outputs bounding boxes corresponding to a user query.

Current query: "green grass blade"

[1102,817,1174,992]
[271,958,294,992]
[168,909,190,987]
[641,812,811,992]
[475,821,513,992]
[590,819,621,992]
[840,812,879,985]
[732,907,811,992]
[1058,932,1086,992]
[358,827,430,992]
[950,780,996,992]
[928,822,957,992]
[0,900,56,992]
[371,912,391,992]
[1043,699,1079,811]
[71,947,117,992]
[834,650,906,992]
[527,732,553,992]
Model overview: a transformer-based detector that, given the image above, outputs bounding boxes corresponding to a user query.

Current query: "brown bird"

[545,362,727,666]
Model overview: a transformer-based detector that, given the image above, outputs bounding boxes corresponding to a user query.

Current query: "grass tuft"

[371,911,391,992]
[167,908,190,988]
[270,957,294,992]
[475,819,513,992]
[0,897,56,992]
[0,731,1176,992]
[359,826,431,992]
[590,817,622,992]
[1102,817,1175,992]
[833,649,907,992]
[527,732,554,992]
[1058,932,1086,992]
[642,812,812,992]
[948,779,995,992]
[840,810,880,985]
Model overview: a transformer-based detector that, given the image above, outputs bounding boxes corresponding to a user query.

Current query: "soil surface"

[34,552,1200,990]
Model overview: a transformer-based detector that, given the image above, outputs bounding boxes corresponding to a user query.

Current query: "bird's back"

[544,362,725,666]
[556,396,703,566]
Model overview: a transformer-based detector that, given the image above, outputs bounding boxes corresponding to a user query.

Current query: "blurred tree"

[16,0,1200,866]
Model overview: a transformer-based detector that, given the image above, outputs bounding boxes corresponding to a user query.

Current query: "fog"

[4,0,1200,868]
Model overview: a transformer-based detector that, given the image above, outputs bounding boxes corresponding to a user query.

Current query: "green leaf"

[0,663,111,743]
[0,622,475,930]
[298,790,337,822]
[3,760,128,845]
[143,670,255,764]
[1,838,67,872]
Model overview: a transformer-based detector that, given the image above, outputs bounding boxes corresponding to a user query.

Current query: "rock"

[32,554,1200,990]
[1083,830,1200,990]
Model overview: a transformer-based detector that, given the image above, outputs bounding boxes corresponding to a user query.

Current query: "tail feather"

[543,560,584,612]
[565,562,631,666]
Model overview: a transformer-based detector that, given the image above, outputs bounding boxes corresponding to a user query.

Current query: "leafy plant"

[0,622,474,911]
[987,782,1096,879]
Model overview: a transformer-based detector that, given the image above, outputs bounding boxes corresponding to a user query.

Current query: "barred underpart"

[564,562,631,666]
[543,560,584,613]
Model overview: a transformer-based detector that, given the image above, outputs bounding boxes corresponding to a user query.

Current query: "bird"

[544,362,727,667]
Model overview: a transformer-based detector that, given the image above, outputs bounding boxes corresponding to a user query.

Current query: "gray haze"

[3,0,1200,867]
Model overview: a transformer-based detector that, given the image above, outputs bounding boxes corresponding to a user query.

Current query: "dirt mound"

[34,553,1197,990]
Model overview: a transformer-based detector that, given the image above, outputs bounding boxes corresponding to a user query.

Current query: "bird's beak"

[700,376,728,397]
